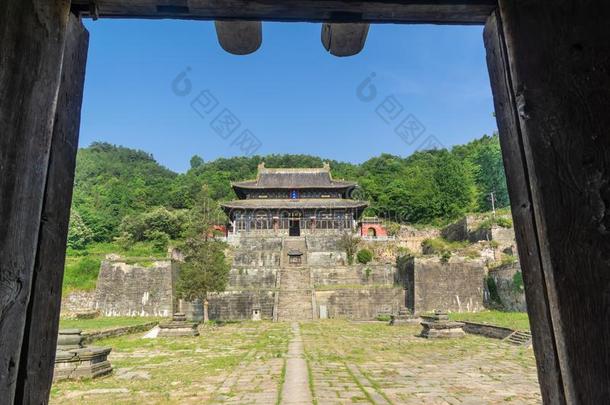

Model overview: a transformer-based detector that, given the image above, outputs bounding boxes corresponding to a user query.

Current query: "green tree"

[67,210,94,250]
[190,155,204,169]
[338,232,360,265]
[356,248,373,264]
[175,184,230,321]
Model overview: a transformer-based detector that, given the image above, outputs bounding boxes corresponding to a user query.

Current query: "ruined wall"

[488,263,527,312]
[94,260,177,317]
[403,256,486,314]
[60,291,96,317]
[398,226,441,254]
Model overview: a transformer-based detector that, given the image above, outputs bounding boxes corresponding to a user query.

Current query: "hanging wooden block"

[214,20,262,55]
[321,23,370,57]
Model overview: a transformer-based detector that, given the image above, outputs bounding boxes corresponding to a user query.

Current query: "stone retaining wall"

[83,322,158,343]
[488,263,527,312]
[402,256,486,314]
[461,321,514,339]
[315,287,405,319]
[94,260,178,317]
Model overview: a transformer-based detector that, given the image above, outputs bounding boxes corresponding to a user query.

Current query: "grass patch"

[276,358,287,405]
[63,256,101,292]
[51,321,292,404]
[63,241,170,293]
[448,310,530,331]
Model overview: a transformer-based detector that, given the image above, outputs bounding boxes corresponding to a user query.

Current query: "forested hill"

[70,135,508,245]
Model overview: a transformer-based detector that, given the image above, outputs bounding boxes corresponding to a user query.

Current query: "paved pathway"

[281,322,313,404]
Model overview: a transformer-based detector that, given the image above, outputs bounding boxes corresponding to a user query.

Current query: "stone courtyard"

[51,320,541,404]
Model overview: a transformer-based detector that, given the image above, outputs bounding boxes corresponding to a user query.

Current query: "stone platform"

[54,328,112,381]
[54,347,113,381]
[420,310,465,339]
[158,313,200,337]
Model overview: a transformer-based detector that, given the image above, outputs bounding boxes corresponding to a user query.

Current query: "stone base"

[54,347,112,381]
[157,321,199,337]
[420,321,466,339]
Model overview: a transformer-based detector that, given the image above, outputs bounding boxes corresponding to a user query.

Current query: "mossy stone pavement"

[51,320,540,404]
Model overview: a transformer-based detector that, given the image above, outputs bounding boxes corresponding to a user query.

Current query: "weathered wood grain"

[0,0,71,402]
[70,0,496,24]
[483,11,565,405]
[493,0,610,402]
[13,13,89,405]
[321,23,369,57]
[215,20,262,55]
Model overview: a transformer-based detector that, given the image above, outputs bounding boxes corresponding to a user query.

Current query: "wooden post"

[321,23,370,57]
[214,20,262,55]
[485,1,610,403]
[0,0,71,402]
[14,13,89,404]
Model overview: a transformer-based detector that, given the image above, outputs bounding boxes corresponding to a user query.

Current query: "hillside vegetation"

[69,134,508,248]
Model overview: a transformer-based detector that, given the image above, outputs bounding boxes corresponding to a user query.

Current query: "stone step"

[505,330,532,346]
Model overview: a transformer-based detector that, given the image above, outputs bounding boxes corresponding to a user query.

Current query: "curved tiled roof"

[232,163,356,190]
[221,198,368,211]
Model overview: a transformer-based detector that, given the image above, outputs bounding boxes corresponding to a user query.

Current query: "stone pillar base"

[54,347,112,381]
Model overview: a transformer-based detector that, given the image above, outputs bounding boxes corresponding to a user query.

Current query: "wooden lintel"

[215,21,262,55]
[71,0,497,25]
[321,23,369,57]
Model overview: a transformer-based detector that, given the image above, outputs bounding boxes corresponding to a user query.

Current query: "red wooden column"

[485,1,610,403]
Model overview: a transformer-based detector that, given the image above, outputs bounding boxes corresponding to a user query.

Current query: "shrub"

[364,267,373,279]
[440,250,452,263]
[496,216,513,228]
[512,271,524,292]
[501,253,517,266]
[146,230,170,253]
[376,314,391,322]
[338,232,360,265]
[421,238,446,255]
[385,222,401,237]
[486,276,502,305]
[357,248,373,264]
[67,211,94,250]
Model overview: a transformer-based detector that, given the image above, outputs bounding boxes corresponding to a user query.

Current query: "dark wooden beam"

[0,0,72,402]
[321,23,370,57]
[71,0,497,24]
[487,0,610,403]
[215,20,262,55]
[14,13,89,404]
[483,10,565,405]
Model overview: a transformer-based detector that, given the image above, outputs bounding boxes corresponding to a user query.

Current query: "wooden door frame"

[2,1,609,403]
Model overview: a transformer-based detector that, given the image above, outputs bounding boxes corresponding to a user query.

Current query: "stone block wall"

[60,291,96,317]
[403,256,486,314]
[94,260,178,317]
[488,263,527,312]
[208,290,276,320]
[315,287,405,319]
[311,264,396,286]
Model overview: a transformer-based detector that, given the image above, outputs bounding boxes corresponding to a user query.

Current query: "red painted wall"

[360,223,388,237]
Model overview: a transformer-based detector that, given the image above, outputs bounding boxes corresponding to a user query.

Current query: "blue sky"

[81,19,497,173]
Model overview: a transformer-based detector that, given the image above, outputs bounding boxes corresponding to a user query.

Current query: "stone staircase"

[277,238,313,321]
[504,330,532,346]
